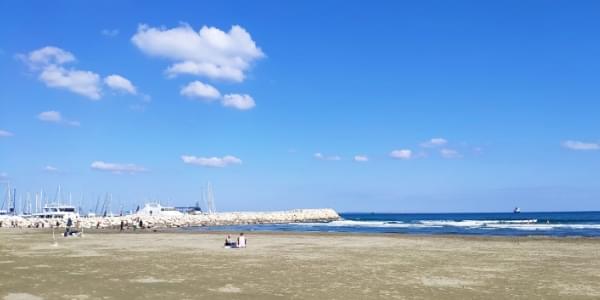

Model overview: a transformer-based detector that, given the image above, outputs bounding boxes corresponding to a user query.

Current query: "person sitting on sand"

[237,233,247,248]
[224,235,234,247]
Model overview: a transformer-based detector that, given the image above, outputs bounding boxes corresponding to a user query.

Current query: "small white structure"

[137,203,183,217]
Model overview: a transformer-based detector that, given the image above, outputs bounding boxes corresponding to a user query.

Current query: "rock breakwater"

[0,208,340,229]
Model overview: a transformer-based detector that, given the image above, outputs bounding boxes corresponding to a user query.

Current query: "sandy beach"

[1,230,599,299]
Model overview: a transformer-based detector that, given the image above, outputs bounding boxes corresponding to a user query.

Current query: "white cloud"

[440,148,462,159]
[180,81,221,100]
[421,138,447,148]
[44,165,59,172]
[221,94,255,110]
[101,29,119,37]
[390,149,412,160]
[39,65,101,99]
[562,140,600,151]
[37,110,80,127]
[91,161,147,174]
[131,23,264,82]
[37,110,62,122]
[104,74,137,95]
[314,153,342,161]
[19,46,102,100]
[0,130,14,137]
[0,172,8,180]
[354,155,369,162]
[181,155,242,168]
[20,46,75,68]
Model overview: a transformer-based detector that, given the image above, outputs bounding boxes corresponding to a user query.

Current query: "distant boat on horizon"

[513,207,521,214]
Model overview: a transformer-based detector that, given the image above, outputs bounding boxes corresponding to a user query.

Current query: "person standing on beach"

[66,217,73,236]
[139,219,144,229]
[120,220,124,232]
[237,233,247,248]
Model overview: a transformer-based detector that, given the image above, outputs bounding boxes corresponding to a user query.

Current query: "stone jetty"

[0,208,340,229]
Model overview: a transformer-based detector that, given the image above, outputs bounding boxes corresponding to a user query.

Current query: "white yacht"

[137,203,183,217]
[31,203,79,219]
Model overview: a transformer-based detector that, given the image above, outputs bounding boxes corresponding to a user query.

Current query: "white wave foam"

[292,220,439,228]
[484,223,600,231]
[419,219,538,227]
[291,219,600,231]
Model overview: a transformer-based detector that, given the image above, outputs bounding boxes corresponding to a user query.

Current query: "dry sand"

[1,229,599,299]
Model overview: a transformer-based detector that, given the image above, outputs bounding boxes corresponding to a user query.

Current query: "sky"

[1,1,599,213]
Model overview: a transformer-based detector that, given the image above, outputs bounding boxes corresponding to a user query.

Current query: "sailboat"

[30,185,79,219]
[204,182,216,214]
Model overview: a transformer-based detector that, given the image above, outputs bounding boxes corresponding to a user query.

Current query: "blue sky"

[1,1,599,213]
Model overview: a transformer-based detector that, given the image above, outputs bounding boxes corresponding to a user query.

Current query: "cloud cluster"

[562,140,599,151]
[180,81,255,110]
[222,94,255,110]
[440,148,461,159]
[104,74,137,95]
[132,24,262,110]
[90,161,147,174]
[390,149,412,160]
[313,138,472,163]
[0,130,13,137]
[44,165,59,172]
[37,110,80,126]
[181,155,242,168]
[353,155,369,162]
[314,153,341,161]
[132,24,264,82]
[19,46,138,100]
[180,81,221,100]
[421,138,447,148]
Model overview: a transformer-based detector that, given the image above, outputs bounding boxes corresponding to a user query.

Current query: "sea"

[187,211,600,237]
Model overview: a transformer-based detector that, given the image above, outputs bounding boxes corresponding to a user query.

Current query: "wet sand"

[1,229,599,299]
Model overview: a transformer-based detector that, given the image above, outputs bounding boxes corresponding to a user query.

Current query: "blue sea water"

[186,211,600,237]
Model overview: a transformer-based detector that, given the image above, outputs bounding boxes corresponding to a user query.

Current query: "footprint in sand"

[214,284,242,293]
[3,293,44,300]
[130,277,167,283]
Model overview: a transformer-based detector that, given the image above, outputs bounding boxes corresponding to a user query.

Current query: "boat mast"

[205,182,216,214]
[56,184,62,204]
[6,182,11,213]
[12,187,16,215]
[0,182,7,212]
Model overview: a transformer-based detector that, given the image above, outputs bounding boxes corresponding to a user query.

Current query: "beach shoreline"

[1,230,599,299]
[5,226,600,241]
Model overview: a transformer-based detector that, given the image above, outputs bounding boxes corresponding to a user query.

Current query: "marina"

[0,183,340,229]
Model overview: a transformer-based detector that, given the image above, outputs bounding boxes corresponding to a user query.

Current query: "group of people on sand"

[119,219,143,231]
[63,217,82,237]
[224,233,247,248]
